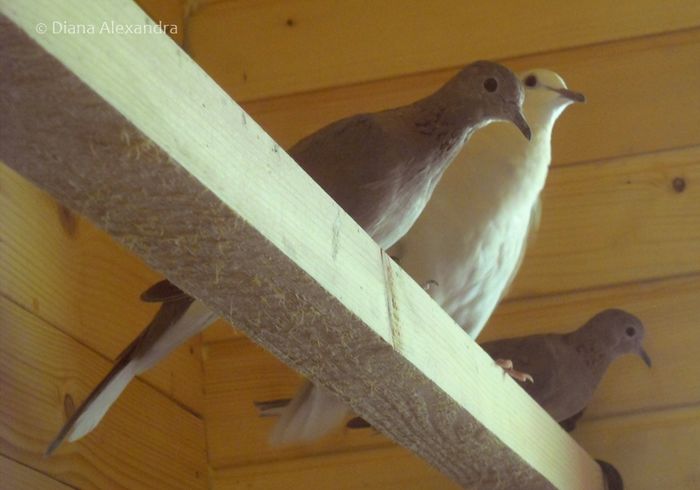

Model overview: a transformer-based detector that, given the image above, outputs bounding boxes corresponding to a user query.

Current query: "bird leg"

[495,359,534,383]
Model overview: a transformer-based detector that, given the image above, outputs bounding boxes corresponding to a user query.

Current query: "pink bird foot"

[495,359,534,383]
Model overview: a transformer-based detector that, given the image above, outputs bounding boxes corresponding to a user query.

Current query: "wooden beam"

[0,2,602,488]
[188,0,700,101]
[212,445,460,490]
[0,455,73,490]
[573,407,700,490]
[237,28,700,167]
[0,297,208,489]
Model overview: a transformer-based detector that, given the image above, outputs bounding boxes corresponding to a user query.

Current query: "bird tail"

[45,355,139,456]
[45,299,216,456]
[268,381,349,446]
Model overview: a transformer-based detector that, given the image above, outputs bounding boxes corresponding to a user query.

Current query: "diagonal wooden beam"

[0,1,603,488]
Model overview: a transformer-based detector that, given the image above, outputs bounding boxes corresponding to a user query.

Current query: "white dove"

[392,69,584,338]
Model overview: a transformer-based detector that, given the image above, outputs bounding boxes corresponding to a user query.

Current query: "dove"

[479,309,651,424]
[265,309,651,435]
[389,69,585,340]
[268,69,584,445]
[46,60,531,455]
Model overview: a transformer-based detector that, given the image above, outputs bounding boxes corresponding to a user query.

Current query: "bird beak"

[510,109,531,141]
[548,87,586,103]
[638,347,652,367]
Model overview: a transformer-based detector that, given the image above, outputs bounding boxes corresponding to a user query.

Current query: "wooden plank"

[0,3,602,488]
[238,29,700,168]
[0,297,208,489]
[187,0,700,101]
[203,274,700,466]
[212,445,459,490]
[0,164,205,415]
[573,407,700,490]
[212,406,700,490]
[510,146,700,298]
[0,455,74,490]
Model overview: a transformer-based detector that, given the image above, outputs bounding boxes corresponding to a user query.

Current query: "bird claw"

[423,279,439,291]
[495,358,534,383]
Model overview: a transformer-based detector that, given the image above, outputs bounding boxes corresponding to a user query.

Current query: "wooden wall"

[1,0,699,488]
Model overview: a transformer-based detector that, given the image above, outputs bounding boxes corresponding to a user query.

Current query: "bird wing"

[140,278,189,303]
[497,196,542,300]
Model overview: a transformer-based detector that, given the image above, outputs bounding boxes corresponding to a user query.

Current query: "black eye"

[483,78,498,92]
[625,327,636,337]
[524,75,537,87]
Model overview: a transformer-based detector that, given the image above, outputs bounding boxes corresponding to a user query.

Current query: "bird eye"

[524,75,537,87]
[625,327,636,337]
[483,78,498,92]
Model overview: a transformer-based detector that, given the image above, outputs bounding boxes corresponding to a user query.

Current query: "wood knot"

[672,177,686,193]
[63,394,76,418]
[286,18,295,27]
[57,204,78,237]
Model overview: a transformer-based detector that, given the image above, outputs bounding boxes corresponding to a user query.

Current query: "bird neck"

[565,327,617,383]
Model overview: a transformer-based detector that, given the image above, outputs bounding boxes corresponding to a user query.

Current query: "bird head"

[518,69,585,130]
[587,309,652,367]
[452,61,532,140]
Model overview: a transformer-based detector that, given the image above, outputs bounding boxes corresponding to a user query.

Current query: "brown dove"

[261,309,651,433]
[46,60,531,455]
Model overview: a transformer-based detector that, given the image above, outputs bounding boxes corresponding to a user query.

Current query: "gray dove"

[329,309,651,431]
[481,309,651,424]
[46,60,531,455]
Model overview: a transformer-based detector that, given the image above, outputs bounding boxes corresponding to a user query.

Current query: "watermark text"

[35,20,178,36]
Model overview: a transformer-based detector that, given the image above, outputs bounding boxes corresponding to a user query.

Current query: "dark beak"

[550,87,586,103]
[511,109,531,141]
[638,347,652,367]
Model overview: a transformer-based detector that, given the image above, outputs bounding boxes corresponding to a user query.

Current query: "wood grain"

[0,455,74,490]
[0,164,204,415]
[239,28,700,168]
[573,407,700,490]
[0,4,602,487]
[510,146,700,298]
[136,0,184,45]
[212,445,459,490]
[0,297,208,489]
[211,406,700,490]
[187,0,700,101]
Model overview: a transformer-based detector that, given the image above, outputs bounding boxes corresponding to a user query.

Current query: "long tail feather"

[46,299,215,455]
